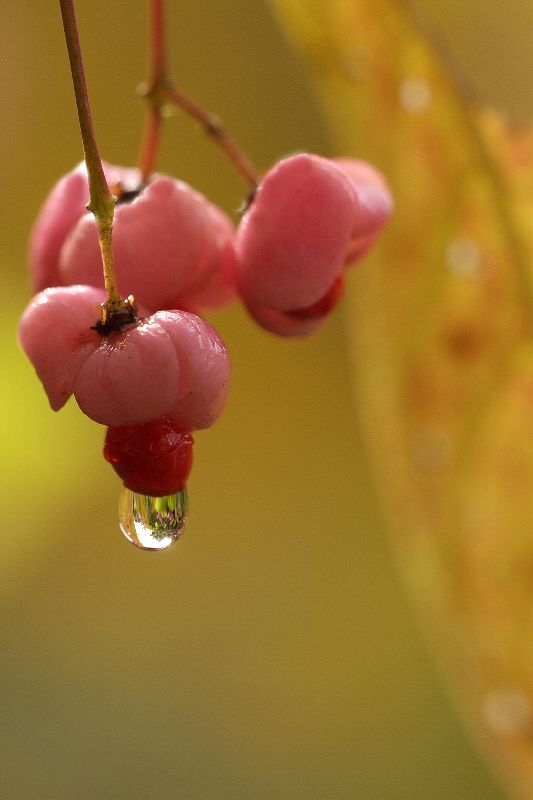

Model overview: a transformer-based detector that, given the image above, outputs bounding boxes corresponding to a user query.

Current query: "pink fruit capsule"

[30,163,237,313]
[236,153,356,312]
[18,285,231,429]
[235,153,392,336]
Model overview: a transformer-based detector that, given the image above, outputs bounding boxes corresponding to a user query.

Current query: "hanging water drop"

[118,487,188,551]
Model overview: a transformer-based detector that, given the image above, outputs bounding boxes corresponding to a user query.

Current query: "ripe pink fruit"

[334,158,394,262]
[235,153,392,336]
[30,162,237,313]
[18,285,231,428]
[29,163,91,292]
[104,420,194,496]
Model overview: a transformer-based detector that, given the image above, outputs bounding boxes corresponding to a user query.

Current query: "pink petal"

[74,316,181,426]
[178,202,238,311]
[236,153,357,311]
[333,158,393,263]
[154,310,231,430]
[18,285,105,410]
[29,164,89,292]
[28,161,142,294]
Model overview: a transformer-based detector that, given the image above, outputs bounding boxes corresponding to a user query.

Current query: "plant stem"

[138,0,260,189]
[59,0,121,310]
[137,0,165,182]
[163,84,260,189]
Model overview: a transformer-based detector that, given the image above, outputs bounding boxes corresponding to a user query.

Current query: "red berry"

[104,418,194,497]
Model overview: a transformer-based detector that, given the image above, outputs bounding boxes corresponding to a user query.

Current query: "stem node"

[137,0,260,189]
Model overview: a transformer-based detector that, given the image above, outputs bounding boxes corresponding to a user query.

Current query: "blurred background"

[1,1,531,797]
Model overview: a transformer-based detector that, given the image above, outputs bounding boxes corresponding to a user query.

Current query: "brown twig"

[58,0,122,311]
[138,0,260,188]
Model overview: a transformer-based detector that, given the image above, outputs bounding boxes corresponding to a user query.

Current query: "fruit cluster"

[18,153,392,505]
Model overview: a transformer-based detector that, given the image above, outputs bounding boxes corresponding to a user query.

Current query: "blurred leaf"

[271,0,533,797]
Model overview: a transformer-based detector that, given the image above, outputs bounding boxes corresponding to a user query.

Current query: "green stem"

[58,0,121,310]
[138,0,260,189]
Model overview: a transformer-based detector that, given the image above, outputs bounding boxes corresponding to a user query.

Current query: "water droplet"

[446,236,481,277]
[399,77,432,114]
[483,688,532,737]
[118,487,188,551]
